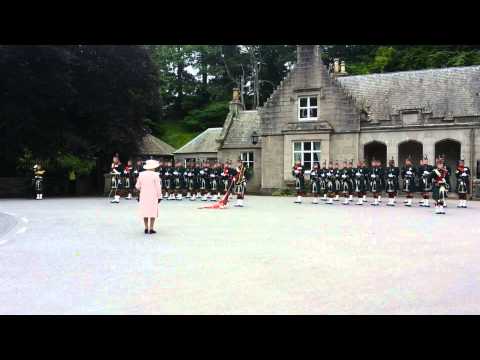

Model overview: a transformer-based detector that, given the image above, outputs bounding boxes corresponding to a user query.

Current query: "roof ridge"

[338,65,480,80]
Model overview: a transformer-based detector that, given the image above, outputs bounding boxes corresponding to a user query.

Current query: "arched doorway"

[364,141,387,165]
[435,139,461,189]
[398,140,423,167]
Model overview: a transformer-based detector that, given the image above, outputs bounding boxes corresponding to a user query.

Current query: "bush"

[57,154,95,176]
[183,101,229,132]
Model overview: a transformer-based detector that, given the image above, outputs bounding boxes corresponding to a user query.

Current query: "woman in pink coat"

[135,159,162,234]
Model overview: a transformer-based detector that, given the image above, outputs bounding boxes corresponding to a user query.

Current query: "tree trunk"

[175,49,184,112]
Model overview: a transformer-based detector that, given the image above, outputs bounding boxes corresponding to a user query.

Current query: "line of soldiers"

[109,156,248,207]
[155,159,247,207]
[292,155,471,214]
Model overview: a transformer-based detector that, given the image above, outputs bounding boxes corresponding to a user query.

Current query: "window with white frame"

[298,96,318,121]
[240,152,254,168]
[293,141,321,170]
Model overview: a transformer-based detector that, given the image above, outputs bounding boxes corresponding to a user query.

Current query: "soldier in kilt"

[171,161,182,200]
[33,164,46,200]
[319,160,328,201]
[401,157,417,207]
[110,156,124,203]
[369,159,384,206]
[133,159,144,201]
[339,160,352,205]
[333,161,342,201]
[220,162,229,196]
[418,156,434,207]
[164,161,174,200]
[215,162,223,200]
[122,160,134,200]
[293,160,305,204]
[360,160,370,202]
[199,162,211,201]
[455,159,470,208]
[385,158,399,206]
[309,162,321,204]
[234,159,247,207]
[194,162,203,200]
[210,161,222,202]
[186,161,195,200]
[353,160,366,205]
[325,161,335,205]
[432,157,448,214]
[347,160,355,202]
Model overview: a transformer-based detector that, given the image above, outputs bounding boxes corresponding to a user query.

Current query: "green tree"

[0,45,160,176]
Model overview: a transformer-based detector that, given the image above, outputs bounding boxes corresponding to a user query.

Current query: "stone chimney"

[332,59,348,77]
[229,87,244,114]
[333,58,340,73]
[296,45,321,65]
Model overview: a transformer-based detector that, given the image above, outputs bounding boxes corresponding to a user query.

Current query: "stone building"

[176,45,480,194]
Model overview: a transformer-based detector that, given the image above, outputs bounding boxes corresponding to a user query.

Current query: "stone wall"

[330,133,359,164]
[261,135,284,190]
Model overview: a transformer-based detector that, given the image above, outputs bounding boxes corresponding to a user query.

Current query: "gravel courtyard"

[1,195,479,315]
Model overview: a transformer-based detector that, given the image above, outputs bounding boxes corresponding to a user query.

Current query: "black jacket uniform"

[353,167,366,193]
[339,167,353,194]
[325,167,335,194]
[401,165,417,193]
[333,168,342,193]
[360,166,370,192]
[309,167,320,194]
[292,165,305,194]
[418,164,434,192]
[369,166,384,193]
[455,166,471,194]
[384,165,400,193]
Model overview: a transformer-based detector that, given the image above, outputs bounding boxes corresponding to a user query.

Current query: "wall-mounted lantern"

[251,131,259,145]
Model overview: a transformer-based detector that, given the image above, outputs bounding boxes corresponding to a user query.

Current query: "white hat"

[143,159,160,170]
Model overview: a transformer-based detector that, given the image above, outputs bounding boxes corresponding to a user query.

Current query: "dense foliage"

[0,45,160,176]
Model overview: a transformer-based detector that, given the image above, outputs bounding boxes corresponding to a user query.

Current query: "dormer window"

[298,96,318,121]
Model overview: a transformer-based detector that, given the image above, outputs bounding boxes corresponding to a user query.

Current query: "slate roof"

[174,128,222,154]
[337,66,480,121]
[222,110,261,148]
[138,134,176,155]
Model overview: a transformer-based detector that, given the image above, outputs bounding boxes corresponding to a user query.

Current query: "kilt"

[432,184,447,201]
